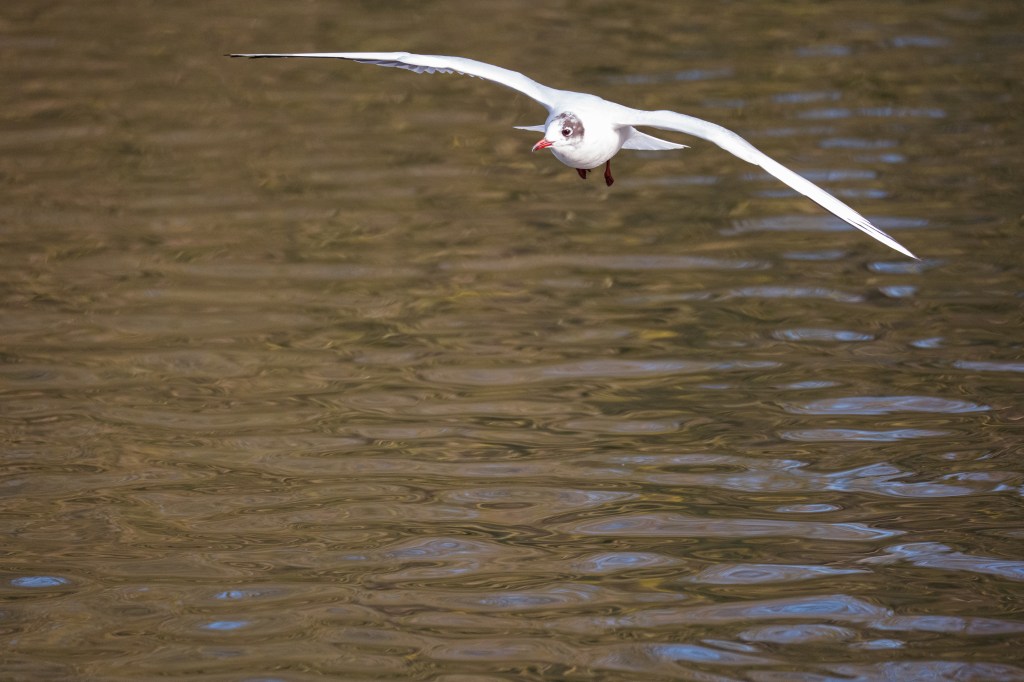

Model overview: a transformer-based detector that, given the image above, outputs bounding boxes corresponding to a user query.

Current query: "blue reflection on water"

[202,620,250,631]
[800,107,946,120]
[609,67,734,85]
[890,35,951,48]
[773,91,841,104]
[215,590,247,600]
[795,45,852,57]
[820,138,898,149]
[11,576,69,588]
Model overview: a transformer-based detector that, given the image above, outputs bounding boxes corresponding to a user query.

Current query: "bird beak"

[532,139,554,152]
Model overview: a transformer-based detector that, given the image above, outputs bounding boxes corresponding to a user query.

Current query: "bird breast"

[547,111,627,170]
[552,129,622,169]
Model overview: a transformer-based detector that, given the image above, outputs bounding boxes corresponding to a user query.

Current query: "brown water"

[3,1,1024,680]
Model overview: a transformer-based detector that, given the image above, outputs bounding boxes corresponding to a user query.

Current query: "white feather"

[622,128,688,151]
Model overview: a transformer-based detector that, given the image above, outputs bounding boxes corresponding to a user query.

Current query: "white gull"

[230,51,917,259]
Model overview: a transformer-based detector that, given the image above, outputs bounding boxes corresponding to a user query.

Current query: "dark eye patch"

[555,112,584,141]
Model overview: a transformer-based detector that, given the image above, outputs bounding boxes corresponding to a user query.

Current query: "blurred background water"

[2,1,1023,680]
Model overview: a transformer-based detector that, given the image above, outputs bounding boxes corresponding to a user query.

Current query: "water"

[3,1,1023,680]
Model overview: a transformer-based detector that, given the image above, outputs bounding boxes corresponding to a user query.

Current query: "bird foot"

[577,165,614,186]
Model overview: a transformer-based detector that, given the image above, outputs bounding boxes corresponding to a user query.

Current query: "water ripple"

[445,253,767,272]
[826,662,1024,681]
[772,328,874,342]
[787,395,989,415]
[421,358,779,386]
[724,286,864,303]
[600,642,772,670]
[686,563,867,585]
[608,67,735,85]
[570,552,683,574]
[554,594,888,633]
[862,543,1024,581]
[782,428,949,442]
[740,623,855,643]
[955,360,1024,374]
[554,513,902,541]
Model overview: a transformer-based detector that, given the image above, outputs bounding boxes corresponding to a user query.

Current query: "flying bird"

[229,51,916,259]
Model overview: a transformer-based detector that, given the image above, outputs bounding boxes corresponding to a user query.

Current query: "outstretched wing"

[229,51,561,112]
[620,108,917,259]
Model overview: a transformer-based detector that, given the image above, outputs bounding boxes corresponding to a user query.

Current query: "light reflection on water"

[3,0,1024,679]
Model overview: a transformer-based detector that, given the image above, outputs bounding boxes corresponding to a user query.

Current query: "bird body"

[230,51,917,259]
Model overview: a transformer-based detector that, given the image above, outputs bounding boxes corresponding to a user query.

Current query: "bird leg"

[603,161,614,187]
[576,168,589,180]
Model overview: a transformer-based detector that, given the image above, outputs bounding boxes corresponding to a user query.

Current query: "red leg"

[576,168,589,180]
[604,161,614,187]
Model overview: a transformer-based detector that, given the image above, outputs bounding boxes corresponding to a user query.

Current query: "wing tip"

[888,245,920,260]
[867,230,919,260]
[876,234,919,260]
[856,219,918,260]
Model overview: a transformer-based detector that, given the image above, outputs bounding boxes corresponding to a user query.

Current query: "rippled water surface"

[3,1,1024,680]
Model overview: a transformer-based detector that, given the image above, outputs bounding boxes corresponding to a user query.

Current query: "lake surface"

[3,1,1023,679]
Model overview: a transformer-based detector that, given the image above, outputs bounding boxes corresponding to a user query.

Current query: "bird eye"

[561,127,572,137]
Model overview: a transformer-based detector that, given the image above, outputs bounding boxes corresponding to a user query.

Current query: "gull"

[229,51,917,259]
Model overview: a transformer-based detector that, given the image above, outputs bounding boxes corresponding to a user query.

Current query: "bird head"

[532,112,584,152]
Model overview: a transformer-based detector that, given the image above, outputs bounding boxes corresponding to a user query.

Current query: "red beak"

[532,139,554,152]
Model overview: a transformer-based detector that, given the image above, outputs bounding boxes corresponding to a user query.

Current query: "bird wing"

[229,51,561,112]
[620,108,917,259]
[622,128,688,151]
